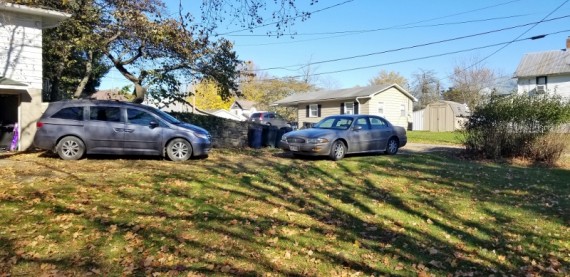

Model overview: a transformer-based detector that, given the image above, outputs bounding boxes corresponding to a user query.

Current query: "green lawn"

[407,131,463,145]
[0,149,568,276]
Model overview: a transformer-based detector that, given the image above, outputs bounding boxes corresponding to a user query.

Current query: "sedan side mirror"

[149,121,159,128]
[353,125,362,131]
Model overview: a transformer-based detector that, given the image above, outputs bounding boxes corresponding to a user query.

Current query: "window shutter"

[317,104,322,117]
[340,103,345,114]
[306,105,309,117]
[354,102,359,114]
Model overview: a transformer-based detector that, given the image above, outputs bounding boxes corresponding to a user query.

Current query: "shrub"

[463,94,570,163]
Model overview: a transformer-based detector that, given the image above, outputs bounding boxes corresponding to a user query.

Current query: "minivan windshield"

[151,108,182,124]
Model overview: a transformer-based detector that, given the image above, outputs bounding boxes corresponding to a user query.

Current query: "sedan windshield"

[314,117,353,130]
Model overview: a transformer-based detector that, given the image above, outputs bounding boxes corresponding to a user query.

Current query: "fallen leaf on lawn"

[428,248,438,255]
[429,260,443,268]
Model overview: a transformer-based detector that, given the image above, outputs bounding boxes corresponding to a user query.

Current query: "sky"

[99,0,570,92]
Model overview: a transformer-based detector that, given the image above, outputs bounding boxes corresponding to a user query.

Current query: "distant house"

[273,84,417,129]
[0,3,70,150]
[91,89,131,101]
[514,37,570,98]
[144,97,207,115]
[207,109,245,121]
[230,99,257,120]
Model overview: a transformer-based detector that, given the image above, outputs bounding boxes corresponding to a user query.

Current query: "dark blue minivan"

[33,100,211,161]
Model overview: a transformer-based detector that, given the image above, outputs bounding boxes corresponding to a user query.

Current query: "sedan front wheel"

[329,140,346,161]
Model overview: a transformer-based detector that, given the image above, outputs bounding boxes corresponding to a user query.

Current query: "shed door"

[437,106,446,132]
[429,104,447,132]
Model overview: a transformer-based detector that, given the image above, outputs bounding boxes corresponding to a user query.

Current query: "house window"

[400,104,406,117]
[344,102,354,115]
[378,102,384,116]
[536,76,547,92]
[309,104,319,118]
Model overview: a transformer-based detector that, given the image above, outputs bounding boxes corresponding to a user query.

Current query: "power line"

[259,29,570,81]
[229,14,531,38]
[456,0,570,75]
[215,0,356,36]
[251,15,570,72]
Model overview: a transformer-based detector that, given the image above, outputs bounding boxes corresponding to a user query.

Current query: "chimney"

[567,36,570,50]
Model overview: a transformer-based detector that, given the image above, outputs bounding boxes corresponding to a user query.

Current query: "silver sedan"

[280,115,407,160]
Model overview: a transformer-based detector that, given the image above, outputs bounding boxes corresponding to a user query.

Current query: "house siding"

[367,87,413,128]
[293,87,413,129]
[0,12,43,89]
[297,100,347,125]
[517,75,570,99]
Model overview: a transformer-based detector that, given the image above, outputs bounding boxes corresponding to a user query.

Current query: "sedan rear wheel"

[166,138,192,161]
[329,140,346,161]
[56,136,85,160]
[385,137,399,155]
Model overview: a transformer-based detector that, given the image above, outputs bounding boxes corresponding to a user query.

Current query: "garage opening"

[0,94,19,151]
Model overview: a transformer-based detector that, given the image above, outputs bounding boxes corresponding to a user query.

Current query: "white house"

[514,37,570,99]
[229,99,257,120]
[0,3,70,150]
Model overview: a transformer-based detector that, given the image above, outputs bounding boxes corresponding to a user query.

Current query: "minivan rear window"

[51,107,84,121]
[90,107,121,122]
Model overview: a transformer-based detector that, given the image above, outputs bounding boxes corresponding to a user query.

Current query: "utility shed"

[424,101,470,132]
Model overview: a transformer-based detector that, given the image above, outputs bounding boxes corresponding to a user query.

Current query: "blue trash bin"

[248,125,262,148]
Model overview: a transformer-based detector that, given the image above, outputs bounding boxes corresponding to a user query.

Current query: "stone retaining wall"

[172,113,249,148]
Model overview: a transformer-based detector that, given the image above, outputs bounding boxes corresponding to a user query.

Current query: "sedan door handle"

[124,129,134,133]
[113,128,124,133]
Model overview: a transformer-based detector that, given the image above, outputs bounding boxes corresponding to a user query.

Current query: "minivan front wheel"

[166,138,192,161]
[56,136,85,160]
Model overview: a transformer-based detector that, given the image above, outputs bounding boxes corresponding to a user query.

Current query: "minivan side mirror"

[149,121,159,128]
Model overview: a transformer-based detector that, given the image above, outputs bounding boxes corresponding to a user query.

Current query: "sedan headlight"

[307,138,329,144]
[281,135,289,142]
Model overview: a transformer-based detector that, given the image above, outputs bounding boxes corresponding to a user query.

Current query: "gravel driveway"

[400,143,464,154]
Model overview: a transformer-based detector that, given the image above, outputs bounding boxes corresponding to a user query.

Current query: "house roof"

[207,109,245,121]
[0,76,28,92]
[273,84,417,106]
[0,77,27,87]
[91,89,130,101]
[0,2,71,26]
[514,50,570,78]
[231,99,256,110]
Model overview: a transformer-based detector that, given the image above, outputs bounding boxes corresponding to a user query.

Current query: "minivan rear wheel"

[56,136,85,160]
[166,138,192,161]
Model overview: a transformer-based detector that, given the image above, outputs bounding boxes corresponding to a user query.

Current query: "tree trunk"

[133,83,146,103]
[74,50,93,98]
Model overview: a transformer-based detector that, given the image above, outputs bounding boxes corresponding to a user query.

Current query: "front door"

[85,106,124,154]
[349,117,373,152]
[124,108,163,155]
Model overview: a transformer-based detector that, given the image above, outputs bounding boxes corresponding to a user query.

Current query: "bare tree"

[446,56,497,110]
[410,69,441,110]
